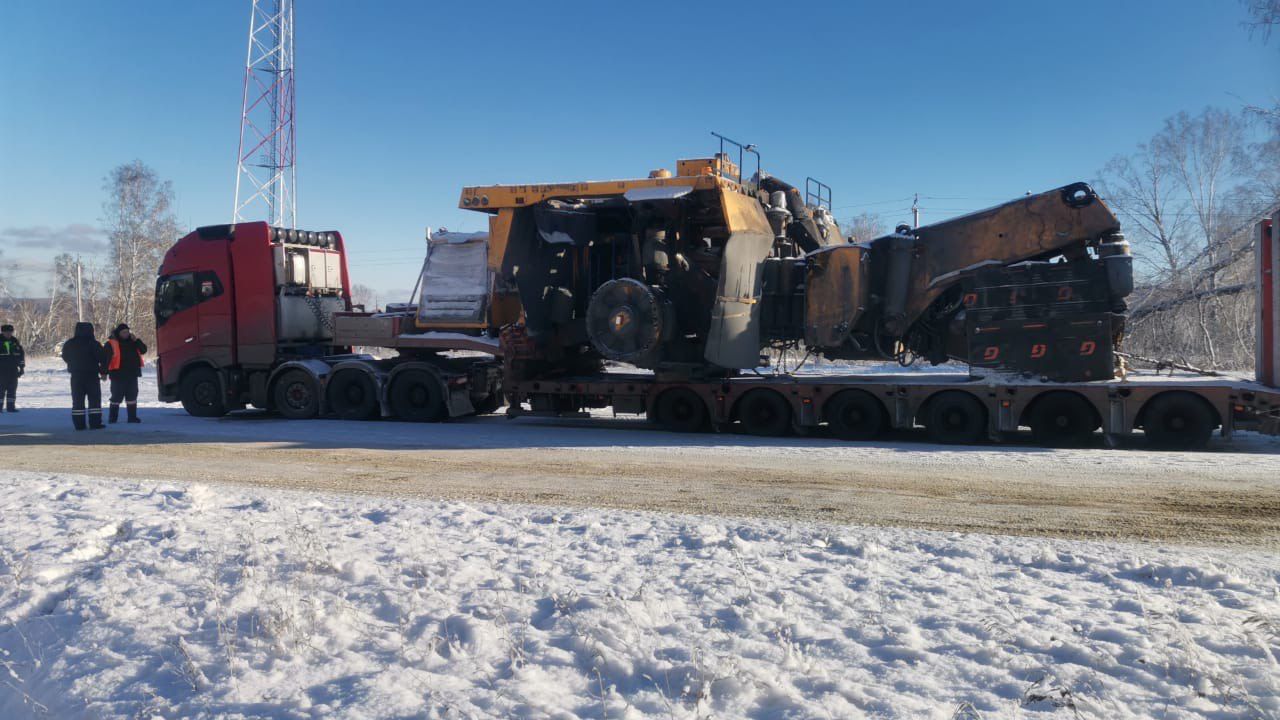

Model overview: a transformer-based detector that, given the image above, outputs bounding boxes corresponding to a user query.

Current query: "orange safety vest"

[107,338,145,371]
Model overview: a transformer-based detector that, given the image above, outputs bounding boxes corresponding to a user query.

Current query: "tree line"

[0,161,179,354]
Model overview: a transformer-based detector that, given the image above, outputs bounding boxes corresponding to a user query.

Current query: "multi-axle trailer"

[152,154,1280,448]
[154,175,1280,450]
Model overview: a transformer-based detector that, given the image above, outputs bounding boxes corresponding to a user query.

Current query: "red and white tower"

[233,0,296,228]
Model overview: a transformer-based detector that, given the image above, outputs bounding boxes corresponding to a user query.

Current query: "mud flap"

[704,227,773,368]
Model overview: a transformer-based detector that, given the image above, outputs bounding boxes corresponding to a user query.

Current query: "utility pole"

[912,193,920,229]
[75,255,84,322]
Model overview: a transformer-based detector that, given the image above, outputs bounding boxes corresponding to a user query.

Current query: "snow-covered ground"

[2,470,1278,720]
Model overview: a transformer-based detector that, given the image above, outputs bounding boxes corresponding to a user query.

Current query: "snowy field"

[2,470,1279,720]
[2,359,1280,718]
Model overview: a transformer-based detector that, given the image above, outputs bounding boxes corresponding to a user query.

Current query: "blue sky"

[1,0,1276,299]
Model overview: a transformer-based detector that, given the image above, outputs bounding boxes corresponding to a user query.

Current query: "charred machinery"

[457,142,1132,382]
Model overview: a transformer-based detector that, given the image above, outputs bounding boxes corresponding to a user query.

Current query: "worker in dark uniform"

[0,324,24,412]
[103,323,147,423]
[60,322,108,430]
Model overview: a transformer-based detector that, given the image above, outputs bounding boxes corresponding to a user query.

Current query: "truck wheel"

[273,370,320,419]
[825,390,886,440]
[924,391,987,444]
[1028,392,1099,447]
[653,388,708,433]
[736,389,792,437]
[326,370,379,420]
[180,367,227,418]
[1142,392,1215,450]
[389,369,447,422]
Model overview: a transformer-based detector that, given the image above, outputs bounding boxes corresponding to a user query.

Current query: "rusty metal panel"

[704,189,774,369]
[897,183,1121,330]
[804,245,868,348]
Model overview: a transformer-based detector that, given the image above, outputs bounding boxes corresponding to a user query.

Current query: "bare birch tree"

[102,161,181,339]
[1100,107,1279,369]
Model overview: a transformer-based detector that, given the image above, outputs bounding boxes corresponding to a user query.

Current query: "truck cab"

[155,222,352,416]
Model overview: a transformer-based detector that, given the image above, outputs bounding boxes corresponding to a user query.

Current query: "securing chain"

[305,294,335,332]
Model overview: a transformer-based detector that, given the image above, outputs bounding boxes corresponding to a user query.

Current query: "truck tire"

[326,369,380,420]
[736,389,792,437]
[924,391,986,444]
[824,390,886,440]
[272,369,321,419]
[180,367,227,418]
[389,369,447,423]
[1028,392,1099,447]
[653,387,708,433]
[1142,392,1215,449]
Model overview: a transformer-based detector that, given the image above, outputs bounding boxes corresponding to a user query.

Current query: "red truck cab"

[155,222,352,415]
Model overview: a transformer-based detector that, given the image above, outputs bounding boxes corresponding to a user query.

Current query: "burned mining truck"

[475,146,1132,384]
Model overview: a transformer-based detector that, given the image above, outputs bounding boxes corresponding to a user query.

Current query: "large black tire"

[736,389,792,437]
[389,369,447,423]
[1028,392,1100,447]
[326,369,380,421]
[272,369,321,419]
[179,366,227,418]
[825,390,887,441]
[652,387,708,433]
[1142,392,1215,450]
[924,391,987,445]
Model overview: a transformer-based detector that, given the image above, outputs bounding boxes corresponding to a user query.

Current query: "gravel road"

[5,412,1279,548]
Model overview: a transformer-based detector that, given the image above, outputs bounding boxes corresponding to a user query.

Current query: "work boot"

[88,409,105,429]
[126,403,139,423]
[109,404,120,423]
[72,412,87,430]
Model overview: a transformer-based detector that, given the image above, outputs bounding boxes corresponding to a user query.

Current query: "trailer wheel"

[389,369,447,423]
[736,389,792,437]
[653,388,708,433]
[1142,392,1215,449]
[1028,391,1099,447]
[180,367,227,418]
[326,370,380,420]
[273,370,320,419]
[825,390,887,441]
[923,391,987,444]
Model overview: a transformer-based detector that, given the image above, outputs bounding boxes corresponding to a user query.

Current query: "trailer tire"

[825,390,887,441]
[389,369,447,423]
[653,388,708,433]
[923,391,986,444]
[273,370,321,419]
[180,367,227,418]
[1142,392,1215,450]
[1028,391,1099,447]
[736,389,792,437]
[326,370,380,420]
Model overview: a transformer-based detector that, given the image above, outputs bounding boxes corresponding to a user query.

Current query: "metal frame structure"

[233,0,296,228]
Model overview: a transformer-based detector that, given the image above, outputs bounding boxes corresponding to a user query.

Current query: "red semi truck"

[155,216,1280,449]
[154,222,501,422]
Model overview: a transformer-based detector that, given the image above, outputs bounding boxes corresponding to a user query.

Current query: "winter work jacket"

[0,336,22,373]
[61,323,108,377]
[105,336,147,377]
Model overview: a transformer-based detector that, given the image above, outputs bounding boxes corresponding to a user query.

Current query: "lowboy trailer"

[155,168,1280,450]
